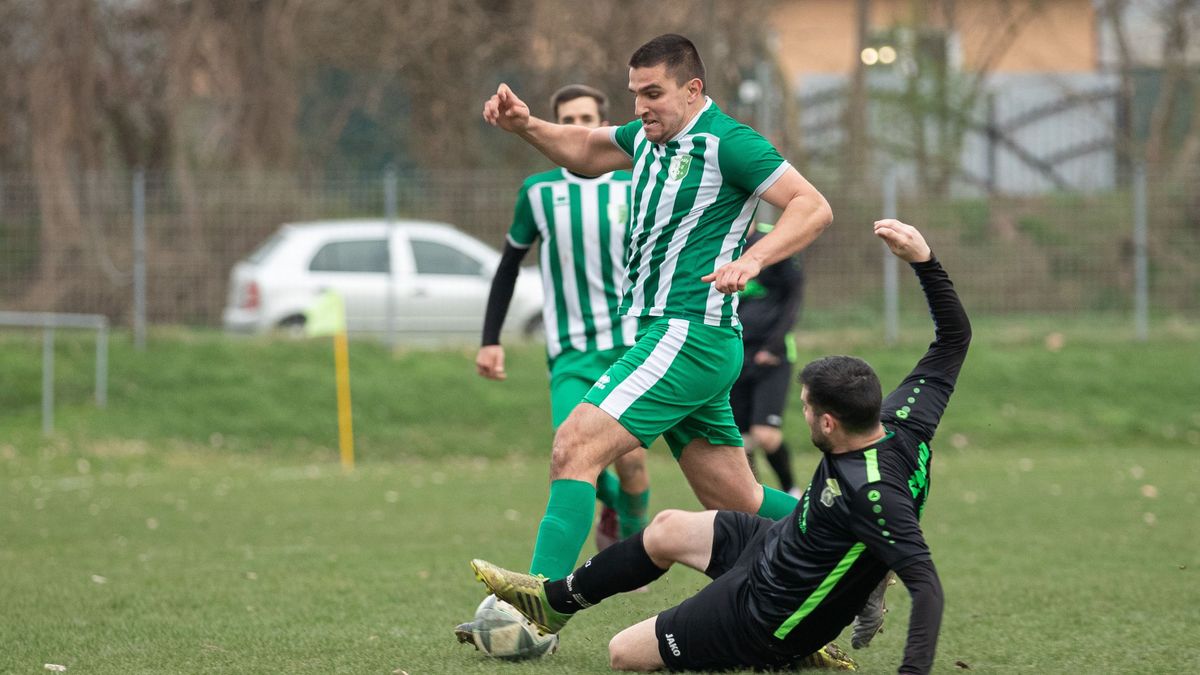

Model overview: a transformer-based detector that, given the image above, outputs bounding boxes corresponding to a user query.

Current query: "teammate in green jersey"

[480,34,832,586]
[475,84,650,562]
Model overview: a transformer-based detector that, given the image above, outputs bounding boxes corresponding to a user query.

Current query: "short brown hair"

[550,84,609,123]
[629,34,706,90]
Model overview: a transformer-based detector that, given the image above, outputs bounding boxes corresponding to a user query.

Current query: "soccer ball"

[469,594,559,660]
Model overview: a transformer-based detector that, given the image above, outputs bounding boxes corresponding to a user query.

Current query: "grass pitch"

[1,324,1198,673]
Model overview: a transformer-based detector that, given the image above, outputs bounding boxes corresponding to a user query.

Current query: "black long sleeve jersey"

[745,257,971,672]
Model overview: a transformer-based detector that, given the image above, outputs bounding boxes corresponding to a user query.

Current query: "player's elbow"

[796,193,832,234]
[948,312,972,350]
[814,196,833,230]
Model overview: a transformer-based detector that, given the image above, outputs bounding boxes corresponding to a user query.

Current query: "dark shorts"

[730,353,793,432]
[653,512,785,671]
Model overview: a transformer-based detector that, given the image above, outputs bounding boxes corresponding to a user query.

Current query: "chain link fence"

[1,164,1197,337]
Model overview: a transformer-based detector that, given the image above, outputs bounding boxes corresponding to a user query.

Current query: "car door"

[400,232,493,334]
[306,237,391,332]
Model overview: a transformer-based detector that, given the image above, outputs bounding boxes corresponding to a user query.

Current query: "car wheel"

[277,314,307,338]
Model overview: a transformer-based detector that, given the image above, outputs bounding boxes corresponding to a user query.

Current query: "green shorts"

[548,347,630,429]
[583,317,744,458]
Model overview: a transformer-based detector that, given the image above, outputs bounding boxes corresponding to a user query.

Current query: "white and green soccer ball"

[470,594,559,660]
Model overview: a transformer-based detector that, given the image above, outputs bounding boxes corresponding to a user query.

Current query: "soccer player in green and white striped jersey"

[475,85,649,577]
[479,34,832,590]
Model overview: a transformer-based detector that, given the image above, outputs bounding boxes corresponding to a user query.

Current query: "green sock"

[595,469,619,509]
[530,479,596,579]
[757,484,799,520]
[616,488,650,539]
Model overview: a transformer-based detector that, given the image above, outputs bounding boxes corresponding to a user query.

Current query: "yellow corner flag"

[305,290,347,337]
[305,291,354,471]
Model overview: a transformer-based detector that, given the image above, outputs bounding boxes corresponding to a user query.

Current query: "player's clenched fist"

[482,84,531,133]
[475,344,507,380]
[873,219,932,263]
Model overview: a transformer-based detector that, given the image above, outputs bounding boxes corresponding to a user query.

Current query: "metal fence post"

[42,323,54,435]
[133,168,147,351]
[96,320,108,408]
[1132,162,1148,341]
[2,311,109,425]
[384,165,399,347]
[882,165,899,345]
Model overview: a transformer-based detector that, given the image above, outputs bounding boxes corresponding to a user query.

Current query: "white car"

[222,219,544,338]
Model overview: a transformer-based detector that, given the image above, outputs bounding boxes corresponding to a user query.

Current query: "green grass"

[1,325,1199,673]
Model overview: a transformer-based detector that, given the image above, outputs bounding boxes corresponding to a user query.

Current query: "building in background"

[768,0,1121,195]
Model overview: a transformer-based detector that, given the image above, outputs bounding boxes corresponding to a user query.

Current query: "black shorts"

[730,353,793,433]
[654,512,788,671]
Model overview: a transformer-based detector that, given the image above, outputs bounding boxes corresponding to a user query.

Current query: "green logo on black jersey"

[819,478,842,507]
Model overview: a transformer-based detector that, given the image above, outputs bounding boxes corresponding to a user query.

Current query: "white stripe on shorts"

[599,318,689,420]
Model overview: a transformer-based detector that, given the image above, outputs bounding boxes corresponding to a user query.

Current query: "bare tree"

[22,0,104,310]
[842,0,872,192]
[0,0,785,318]
[1101,0,1137,183]
[863,0,1044,196]
[1144,0,1192,173]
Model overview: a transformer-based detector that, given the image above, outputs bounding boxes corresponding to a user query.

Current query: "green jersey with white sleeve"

[508,168,638,360]
[610,97,790,328]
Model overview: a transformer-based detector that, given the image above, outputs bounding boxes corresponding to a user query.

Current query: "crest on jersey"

[668,155,692,181]
[820,478,842,507]
[607,203,629,226]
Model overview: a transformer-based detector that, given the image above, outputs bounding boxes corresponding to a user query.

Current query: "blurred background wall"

[0,0,1196,330]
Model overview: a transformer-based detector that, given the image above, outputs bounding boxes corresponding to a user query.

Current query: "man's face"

[555,96,604,128]
[801,386,833,453]
[628,63,701,143]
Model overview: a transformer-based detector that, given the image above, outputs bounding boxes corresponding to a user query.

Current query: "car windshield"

[309,239,390,273]
[410,239,484,276]
[246,233,284,265]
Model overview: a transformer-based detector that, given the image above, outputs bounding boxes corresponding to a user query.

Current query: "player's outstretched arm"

[881,218,971,366]
[482,83,630,176]
[877,218,971,434]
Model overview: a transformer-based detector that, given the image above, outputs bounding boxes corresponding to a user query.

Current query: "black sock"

[544,530,667,614]
[765,442,795,493]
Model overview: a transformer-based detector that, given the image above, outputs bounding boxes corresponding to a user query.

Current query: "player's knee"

[607,637,626,670]
[643,509,685,557]
[550,425,600,480]
[547,440,571,478]
[607,634,641,671]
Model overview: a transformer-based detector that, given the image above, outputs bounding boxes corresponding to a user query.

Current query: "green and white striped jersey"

[610,97,790,327]
[508,168,638,360]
